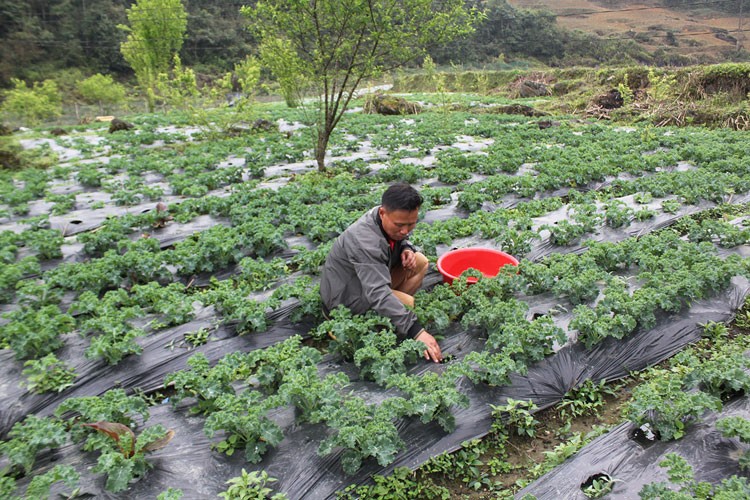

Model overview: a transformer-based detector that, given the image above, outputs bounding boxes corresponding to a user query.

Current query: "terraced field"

[508,0,745,58]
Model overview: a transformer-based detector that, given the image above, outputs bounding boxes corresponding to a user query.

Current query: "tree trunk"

[315,127,330,171]
[145,84,156,113]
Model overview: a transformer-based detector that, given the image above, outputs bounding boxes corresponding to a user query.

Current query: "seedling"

[558,379,619,422]
[581,473,617,499]
[22,353,76,393]
[491,398,540,438]
[184,327,212,348]
[219,469,288,500]
[661,199,681,214]
[637,453,749,498]
[699,320,729,341]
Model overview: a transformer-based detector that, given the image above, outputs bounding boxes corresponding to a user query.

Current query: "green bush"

[0,135,22,169]
[0,78,62,126]
[77,73,127,113]
[260,37,307,108]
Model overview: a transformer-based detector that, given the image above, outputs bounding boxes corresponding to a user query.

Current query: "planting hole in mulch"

[724,388,747,401]
[439,354,456,364]
[630,423,660,447]
[140,384,178,406]
[580,472,615,498]
[714,384,746,402]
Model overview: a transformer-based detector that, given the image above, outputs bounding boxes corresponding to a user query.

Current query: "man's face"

[379,207,419,241]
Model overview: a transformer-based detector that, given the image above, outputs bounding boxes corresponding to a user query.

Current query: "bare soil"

[425,319,750,498]
[433,379,639,499]
[507,0,746,58]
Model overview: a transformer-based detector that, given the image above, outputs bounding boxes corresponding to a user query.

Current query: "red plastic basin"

[436,247,519,285]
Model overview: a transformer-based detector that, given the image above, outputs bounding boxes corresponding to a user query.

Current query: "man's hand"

[415,329,442,363]
[401,248,417,271]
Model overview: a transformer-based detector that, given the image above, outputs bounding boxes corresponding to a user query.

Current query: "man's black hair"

[381,182,423,211]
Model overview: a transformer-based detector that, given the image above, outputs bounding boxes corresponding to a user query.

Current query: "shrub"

[0,79,63,126]
[155,55,199,111]
[77,73,126,113]
[259,37,307,108]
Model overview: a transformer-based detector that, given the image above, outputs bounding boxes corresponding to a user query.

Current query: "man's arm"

[351,255,442,362]
[351,259,419,331]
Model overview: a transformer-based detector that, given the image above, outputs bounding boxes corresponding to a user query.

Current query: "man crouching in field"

[320,182,443,363]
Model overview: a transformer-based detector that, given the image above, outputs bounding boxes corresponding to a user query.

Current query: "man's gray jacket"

[320,206,424,340]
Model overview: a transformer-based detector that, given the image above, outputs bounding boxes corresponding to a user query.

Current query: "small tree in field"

[243,0,479,171]
[119,0,187,112]
[155,55,200,111]
[259,37,309,108]
[77,74,126,114]
[192,56,261,137]
[213,55,262,117]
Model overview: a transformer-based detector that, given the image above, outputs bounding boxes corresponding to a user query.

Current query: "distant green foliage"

[430,1,651,67]
[193,56,261,135]
[0,79,62,126]
[259,37,308,108]
[77,73,126,113]
[155,55,199,111]
[119,0,187,112]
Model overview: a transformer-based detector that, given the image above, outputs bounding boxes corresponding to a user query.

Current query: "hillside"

[508,0,746,62]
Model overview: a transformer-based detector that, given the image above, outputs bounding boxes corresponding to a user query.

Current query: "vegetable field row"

[1,98,749,498]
